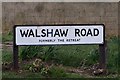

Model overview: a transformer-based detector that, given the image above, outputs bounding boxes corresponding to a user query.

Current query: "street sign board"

[15,24,104,45]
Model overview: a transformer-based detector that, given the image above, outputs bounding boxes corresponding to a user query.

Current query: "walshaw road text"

[20,28,99,37]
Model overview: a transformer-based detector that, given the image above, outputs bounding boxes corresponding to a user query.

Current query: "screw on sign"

[13,24,107,74]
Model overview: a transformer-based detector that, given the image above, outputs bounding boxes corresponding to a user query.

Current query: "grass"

[0,34,2,42]
[48,66,85,78]
[107,36,119,74]
[2,71,22,78]
[66,73,84,78]
[2,31,13,42]
[52,45,99,67]
[48,66,67,77]
[2,65,83,78]
[2,49,12,62]
[2,34,119,78]
[2,71,44,78]
[19,45,99,67]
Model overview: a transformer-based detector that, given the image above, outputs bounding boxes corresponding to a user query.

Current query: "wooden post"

[13,44,19,70]
[99,40,107,70]
[13,26,19,70]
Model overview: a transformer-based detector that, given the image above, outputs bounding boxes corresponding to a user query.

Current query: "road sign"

[13,24,106,73]
[15,24,104,45]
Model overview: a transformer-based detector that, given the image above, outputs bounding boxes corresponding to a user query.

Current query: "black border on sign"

[14,24,105,46]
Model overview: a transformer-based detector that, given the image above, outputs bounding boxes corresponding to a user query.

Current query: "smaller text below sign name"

[15,25,104,45]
